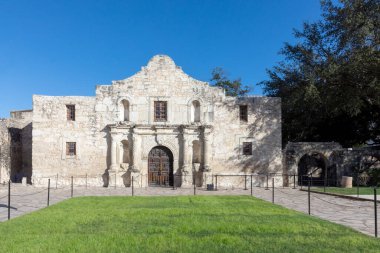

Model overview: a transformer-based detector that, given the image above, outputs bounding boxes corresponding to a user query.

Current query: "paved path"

[0,184,378,237]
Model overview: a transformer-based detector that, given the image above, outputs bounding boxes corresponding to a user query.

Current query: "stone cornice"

[108,123,213,131]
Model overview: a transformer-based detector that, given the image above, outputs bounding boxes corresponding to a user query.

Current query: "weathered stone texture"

[0,110,33,183]
[5,55,283,187]
[32,96,104,181]
[0,119,10,183]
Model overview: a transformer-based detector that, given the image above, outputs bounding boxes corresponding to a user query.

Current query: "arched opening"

[148,146,174,186]
[191,100,200,122]
[298,153,327,186]
[120,100,129,121]
[192,140,201,163]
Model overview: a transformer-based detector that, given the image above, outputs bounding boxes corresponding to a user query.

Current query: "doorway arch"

[148,146,174,186]
[298,152,327,186]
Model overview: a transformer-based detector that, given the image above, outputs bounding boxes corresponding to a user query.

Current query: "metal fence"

[0,173,379,237]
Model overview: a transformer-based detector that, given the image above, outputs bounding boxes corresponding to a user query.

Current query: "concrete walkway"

[0,184,378,237]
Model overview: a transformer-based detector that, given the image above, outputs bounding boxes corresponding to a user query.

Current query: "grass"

[0,196,379,253]
[311,186,376,196]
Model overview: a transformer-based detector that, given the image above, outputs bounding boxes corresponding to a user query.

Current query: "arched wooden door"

[148,146,174,186]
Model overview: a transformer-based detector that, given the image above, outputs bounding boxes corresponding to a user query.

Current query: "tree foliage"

[210,67,250,96]
[261,0,380,147]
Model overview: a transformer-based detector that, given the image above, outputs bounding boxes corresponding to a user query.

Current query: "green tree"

[210,67,250,96]
[261,0,380,147]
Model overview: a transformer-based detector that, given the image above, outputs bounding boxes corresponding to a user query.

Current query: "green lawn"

[0,196,379,253]
[311,187,376,196]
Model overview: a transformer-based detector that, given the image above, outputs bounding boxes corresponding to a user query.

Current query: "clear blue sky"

[0,0,322,118]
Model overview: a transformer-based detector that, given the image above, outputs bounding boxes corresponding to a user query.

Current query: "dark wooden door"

[148,146,173,186]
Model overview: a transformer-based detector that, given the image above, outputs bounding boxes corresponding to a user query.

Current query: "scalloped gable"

[111,55,211,91]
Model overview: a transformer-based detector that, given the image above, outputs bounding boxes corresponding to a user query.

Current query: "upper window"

[154,101,167,122]
[66,105,75,121]
[239,105,248,122]
[66,142,76,156]
[121,100,129,121]
[242,142,252,155]
[191,100,201,122]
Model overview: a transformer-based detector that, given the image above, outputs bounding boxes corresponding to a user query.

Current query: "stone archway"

[298,153,328,186]
[148,146,174,187]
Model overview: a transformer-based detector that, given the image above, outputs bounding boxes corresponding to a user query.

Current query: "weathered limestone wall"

[94,55,224,126]
[32,95,107,186]
[212,96,282,174]
[0,111,33,184]
[31,55,283,187]
[0,119,10,183]
[284,142,343,175]
[10,110,33,183]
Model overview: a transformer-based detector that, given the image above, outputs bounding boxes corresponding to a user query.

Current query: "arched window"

[191,100,200,122]
[192,140,201,163]
[120,100,129,121]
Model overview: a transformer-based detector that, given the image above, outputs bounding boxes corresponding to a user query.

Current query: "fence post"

[47,178,50,207]
[308,178,311,215]
[250,174,253,196]
[374,187,378,237]
[265,174,269,190]
[324,166,327,193]
[71,176,73,198]
[8,180,11,220]
[272,178,274,203]
[293,174,296,189]
[310,173,313,187]
[244,175,248,190]
[193,182,196,196]
[114,173,117,189]
[357,172,360,198]
[131,176,134,196]
[215,175,218,191]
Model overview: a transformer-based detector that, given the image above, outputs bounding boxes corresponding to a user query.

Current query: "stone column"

[203,131,212,172]
[202,127,213,188]
[188,141,193,168]
[181,133,193,187]
[131,133,140,173]
[182,135,189,172]
[110,134,118,172]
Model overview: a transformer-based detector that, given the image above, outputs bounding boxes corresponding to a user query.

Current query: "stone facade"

[0,111,32,184]
[0,55,283,188]
[284,142,380,186]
